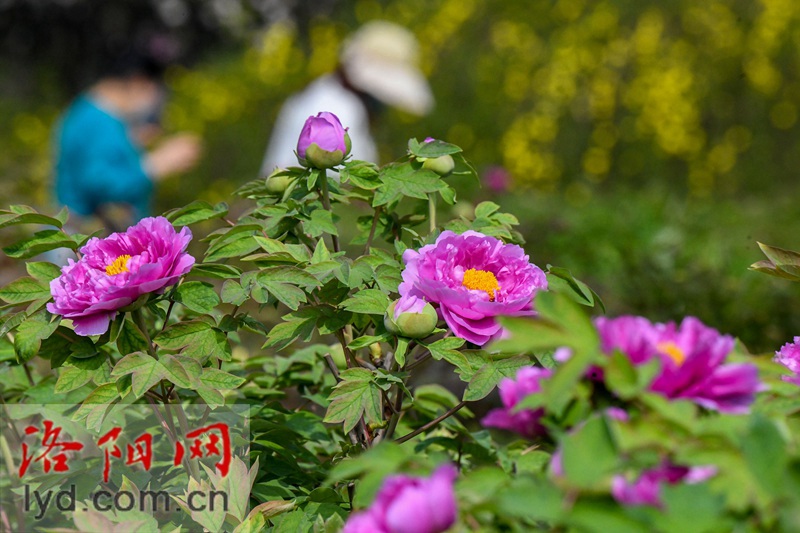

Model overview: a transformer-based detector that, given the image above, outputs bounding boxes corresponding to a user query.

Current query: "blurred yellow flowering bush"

[152,0,800,204]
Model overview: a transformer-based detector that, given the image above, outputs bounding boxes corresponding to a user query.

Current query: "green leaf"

[200,368,246,389]
[54,365,95,393]
[160,354,195,389]
[116,319,150,356]
[110,352,165,398]
[2,229,77,259]
[423,337,469,372]
[257,266,321,289]
[342,160,381,189]
[463,355,530,401]
[264,309,321,350]
[205,233,259,262]
[373,163,444,206]
[340,289,390,315]
[349,334,390,350]
[14,314,58,362]
[546,265,604,311]
[560,416,620,487]
[221,280,248,306]
[474,201,500,218]
[26,262,62,283]
[155,320,231,361]
[165,200,228,226]
[304,209,339,238]
[407,138,462,158]
[189,263,243,279]
[174,281,220,314]
[323,368,381,433]
[395,337,409,366]
[0,277,51,304]
[0,206,67,230]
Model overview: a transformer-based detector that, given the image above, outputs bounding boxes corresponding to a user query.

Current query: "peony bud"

[384,300,438,339]
[417,137,455,176]
[421,154,455,176]
[296,112,351,169]
[265,169,293,195]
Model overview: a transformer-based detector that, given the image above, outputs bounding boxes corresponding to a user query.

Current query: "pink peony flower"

[397,230,547,346]
[612,462,717,507]
[296,111,350,168]
[47,217,194,336]
[775,337,800,386]
[482,366,552,439]
[596,316,761,414]
[343,465,458,533]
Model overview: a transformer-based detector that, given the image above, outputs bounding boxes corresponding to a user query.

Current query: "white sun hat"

[340,20,434,116]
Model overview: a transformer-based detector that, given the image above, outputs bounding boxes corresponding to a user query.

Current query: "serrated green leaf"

[304,209,339,238]
[423,337,469,371]
[340,289,390,315]
[14,314,58,362]
[200,367,246,389]
[160,354,194,389]
[116,319,150,355]
[373,163,444,207]
[474,201,500,218]
[54,365,94,393]
[221,280,248,306]
[463,356,530,401]
[0,277,51,304]
[324,369,381,433]
[174,281,220,314]
[155,321,230,361]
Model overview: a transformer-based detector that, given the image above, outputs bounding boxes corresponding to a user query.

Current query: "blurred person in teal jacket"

[53,51,200,230]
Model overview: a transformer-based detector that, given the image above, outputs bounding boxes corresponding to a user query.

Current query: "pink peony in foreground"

[612,462,717,507]
[343,465,458,533]
[774,337,800,386]
[482,366,552,439]
[47,217,194,336]
[596,316,761,414]
[397,230,547,345]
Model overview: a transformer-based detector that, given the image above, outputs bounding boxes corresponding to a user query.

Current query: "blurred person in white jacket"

[261,21,434,173]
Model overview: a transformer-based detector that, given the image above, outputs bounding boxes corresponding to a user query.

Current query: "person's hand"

[145,133,202,179]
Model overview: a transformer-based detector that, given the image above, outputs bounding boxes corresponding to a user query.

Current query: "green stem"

[132,309,157,359]
[363,207,382,255]
[428,193,437,234]
[395,401,467,444]
[319,173,340,253]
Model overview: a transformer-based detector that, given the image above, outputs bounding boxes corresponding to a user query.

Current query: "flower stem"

[428,193,437,235]
[319,173,340,253]
[363,207,382,255]
[395,401,467,444]
[132,309,157,359]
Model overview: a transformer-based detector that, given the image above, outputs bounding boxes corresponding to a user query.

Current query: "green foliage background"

[4,0,800,351]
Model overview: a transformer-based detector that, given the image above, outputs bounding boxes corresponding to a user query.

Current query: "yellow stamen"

[462,268,500,301]
[657,341,686,366]
[105,255,131,276]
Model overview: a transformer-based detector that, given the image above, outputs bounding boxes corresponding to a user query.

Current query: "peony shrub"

[0,113,798,531]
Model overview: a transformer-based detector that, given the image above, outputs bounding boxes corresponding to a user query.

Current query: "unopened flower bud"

[421,154,455,176]
[384,300,438,339]
[296,112,351,169]
[265,169,293,195]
